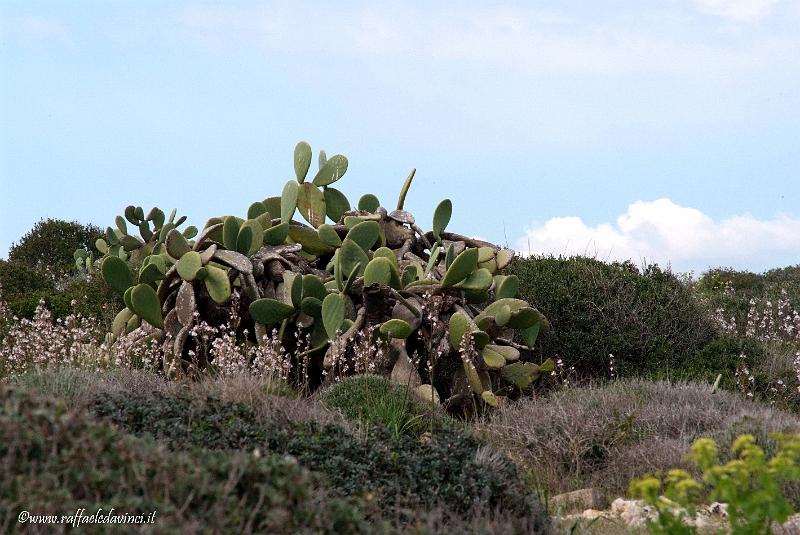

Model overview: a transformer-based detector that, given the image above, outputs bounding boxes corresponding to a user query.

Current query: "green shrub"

[630,434,800,534]
[0,385,374,534]
[511,256,717,378]
[89,389,541,519]
[679,335,765,388]
[321,375,442,437]
[8,218,102,278]
[697,265,800,337]
[60,275,124,325]
[0,218,120,322]
[0,259,55,318]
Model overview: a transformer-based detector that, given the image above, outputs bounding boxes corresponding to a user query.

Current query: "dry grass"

[478,379,800,506]
[9,367,348,429]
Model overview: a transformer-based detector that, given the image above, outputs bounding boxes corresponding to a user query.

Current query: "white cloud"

[517,199,800,272]
[693,0,783,21]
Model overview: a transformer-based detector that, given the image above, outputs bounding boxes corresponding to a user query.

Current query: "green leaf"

[483,344,520,364]
[139,258,166,285]
[138,222,153,242]
[506,307,545,330]
[176,251,203,281]
[264,222,289,245]
[115,215,128,235]
[123,286,134,310]
[250,298,296,326]
[322,293,345,339]
[297,183,327,228]
[247,201,268,219]
[495,275,519,299]
[287,225,334,256]
[501,362,540,389]
[481,391,499,408]
[432,198,452,241]
[294,141,312,182]
[312,154,348,186]
[339,238,369,279]
[95,239,109,255]
[323,187,350,223]
[222,216,241,251]
[318,224,342,247]
[357,194,380,212]
[183,225,198,239]
[363,257,393,287]
[281,180,299,224]
[204,265,231,304]
[495,304,512,327]
[346,221,380,251]
[302,274,327,301]
[441,248,479,287]
[455,268,493,291]
[380,319,413,339]
[480,346,506,369]
[112,308,135,338]
[521,323,541,348]
[300,296,323,317]
[237,219,264,256]
[263,197,282,220]
[130,283,163,328]
[449,311,470,349]
[102,256,133,294]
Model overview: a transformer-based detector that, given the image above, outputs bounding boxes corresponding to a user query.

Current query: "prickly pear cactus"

[77,141,552,411]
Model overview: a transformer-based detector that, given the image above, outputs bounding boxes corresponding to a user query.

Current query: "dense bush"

[696,265,800,409]
[698,265,800,298]
[10,368,551,533]
[680,335,765,388]
[321,375,445,437]
[89,388,543,520]
[511,256,718,378]
[0,385,375,534]
[8,218,102,278]
[697,266,800,335]
[0,219,120,322]
[480,379,800,506]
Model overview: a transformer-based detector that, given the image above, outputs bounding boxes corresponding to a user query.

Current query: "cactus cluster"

[79,141,551,411]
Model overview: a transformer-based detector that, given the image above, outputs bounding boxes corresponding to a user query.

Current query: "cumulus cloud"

[517,199,800,272]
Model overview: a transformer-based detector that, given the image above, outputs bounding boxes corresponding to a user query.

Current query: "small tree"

[9,219,102,278]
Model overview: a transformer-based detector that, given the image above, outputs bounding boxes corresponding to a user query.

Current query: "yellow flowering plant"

[630,433,800,534]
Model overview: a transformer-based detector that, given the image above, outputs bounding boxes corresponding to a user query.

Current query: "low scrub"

[321,375,445,437]
[0,385,373,534]
[479,379,800,506]
[4,372,552,533]
[89,387,538,519]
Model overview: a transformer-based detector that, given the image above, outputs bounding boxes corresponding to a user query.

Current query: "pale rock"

[550,488,601,514]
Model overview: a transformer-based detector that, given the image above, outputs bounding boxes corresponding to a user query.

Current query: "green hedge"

[511,256,719,379]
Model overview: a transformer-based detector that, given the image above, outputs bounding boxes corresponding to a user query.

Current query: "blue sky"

[1,0,799,274]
